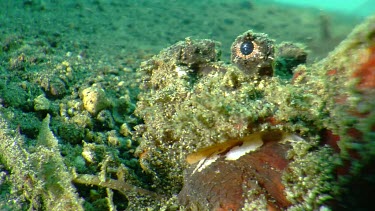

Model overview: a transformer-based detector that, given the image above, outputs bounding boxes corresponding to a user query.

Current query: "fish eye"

[240,41,254,56]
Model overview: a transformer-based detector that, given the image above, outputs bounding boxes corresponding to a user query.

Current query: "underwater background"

[0,0,375,210]
[1,0,371,66]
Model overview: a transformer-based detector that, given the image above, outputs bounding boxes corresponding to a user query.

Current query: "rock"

[40,77,67,98]
[120,123,131,137]
[81,86,110,115]
[34,94,50,111]
[96,109,115,129]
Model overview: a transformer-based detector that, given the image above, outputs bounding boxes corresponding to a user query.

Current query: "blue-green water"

[274,0,375,17]
[1,0,372,63]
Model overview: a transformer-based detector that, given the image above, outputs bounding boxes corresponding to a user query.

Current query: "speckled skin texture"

[135,15,375,210]
[231,30,275,76]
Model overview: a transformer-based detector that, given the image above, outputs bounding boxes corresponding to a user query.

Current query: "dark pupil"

[240,41,254,55]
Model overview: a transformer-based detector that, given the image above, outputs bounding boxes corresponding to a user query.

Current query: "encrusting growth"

[0,113,84,210]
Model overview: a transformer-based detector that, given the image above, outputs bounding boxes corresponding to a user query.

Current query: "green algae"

[282,139,338,210]
[0,114,84,210]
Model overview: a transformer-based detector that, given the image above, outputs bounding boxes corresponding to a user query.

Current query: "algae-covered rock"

[40,76,67,98]
[0,81,31,110]
[34,94,50,111]
[0,113,84,210]
[54,121,85,145]
[80,86,111,115]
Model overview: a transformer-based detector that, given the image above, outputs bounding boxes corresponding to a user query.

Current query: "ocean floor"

[0,0,372,210]
[1,0,364,65]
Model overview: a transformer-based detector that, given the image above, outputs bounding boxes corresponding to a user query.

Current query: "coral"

[0,111,158,210]
[71,153,163,210]
[0,113,84,210]
[0,12,150,209]
[72,173,160,199]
